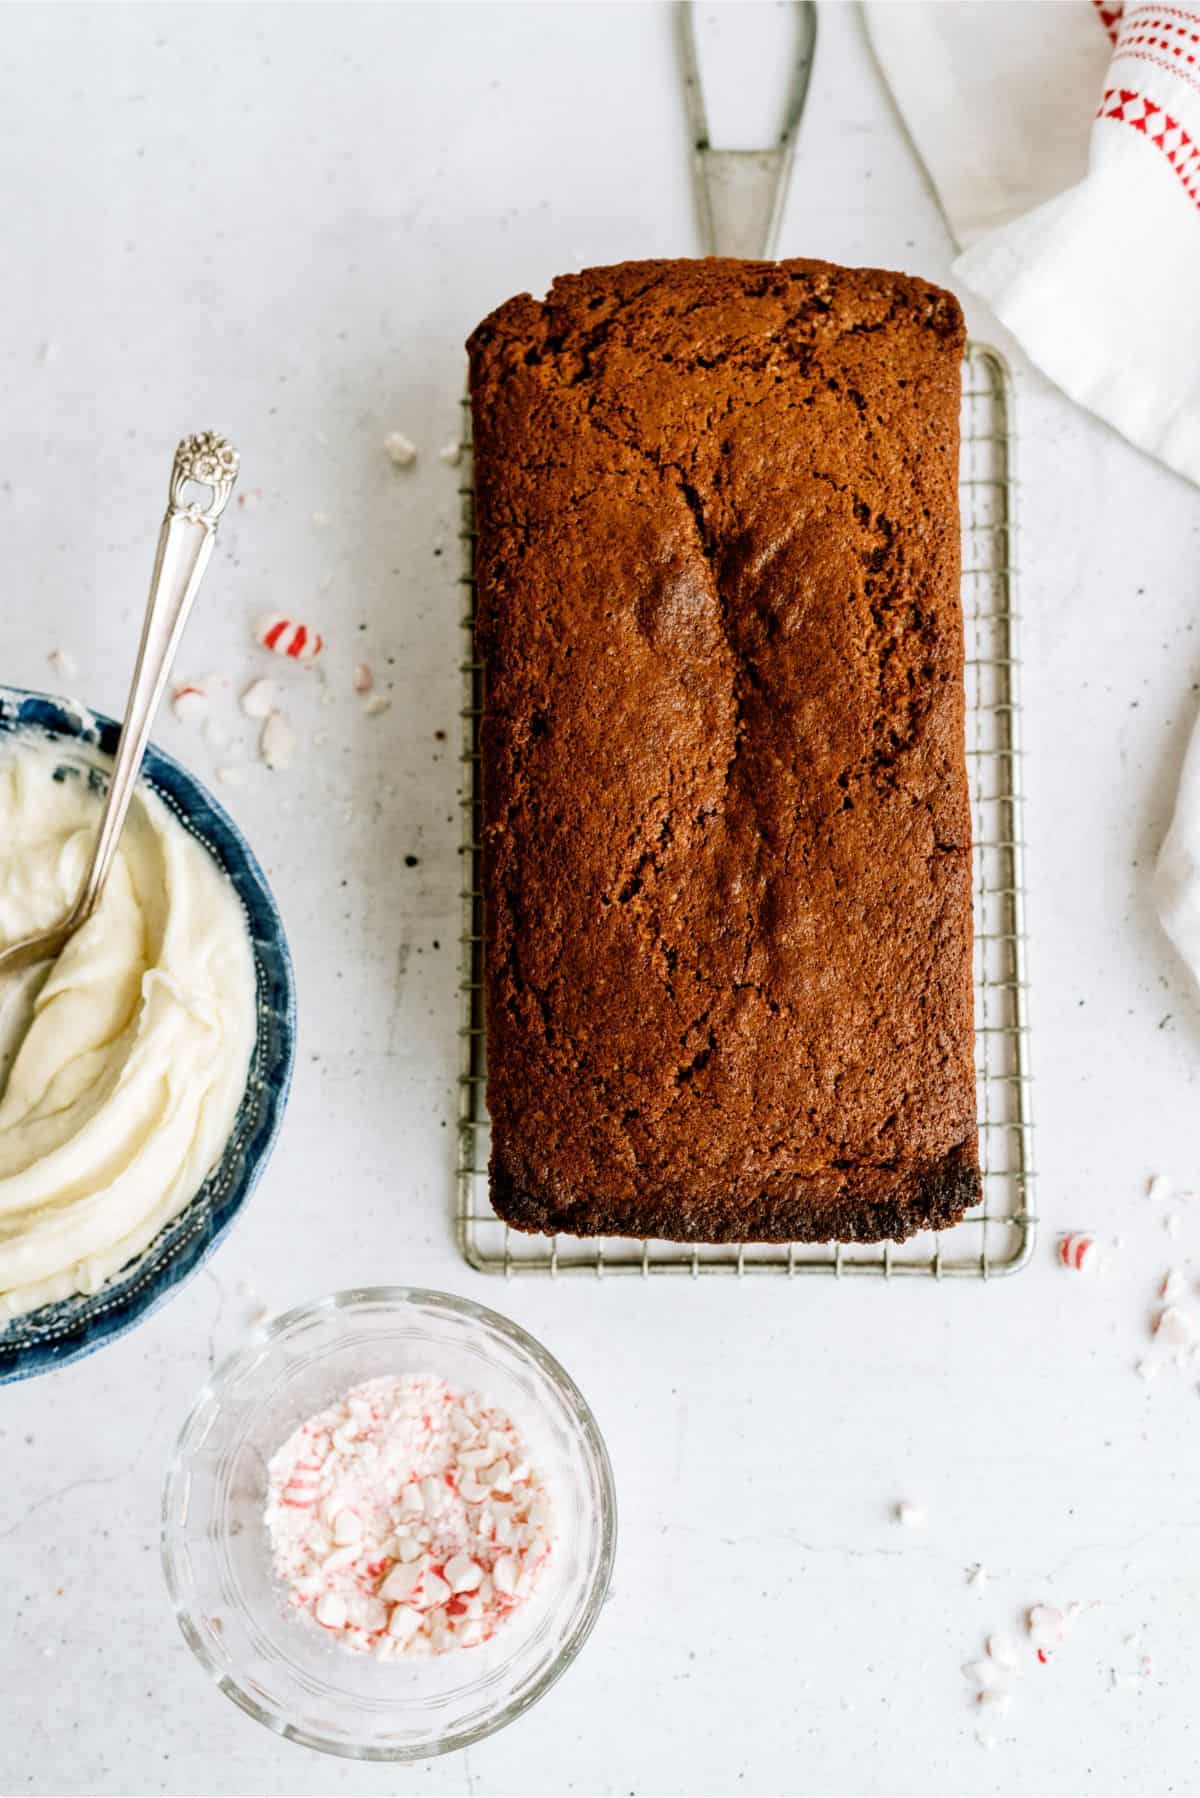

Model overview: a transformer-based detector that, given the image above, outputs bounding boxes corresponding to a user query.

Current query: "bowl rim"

[161,1284,619,1761]
[0,685,297,1384]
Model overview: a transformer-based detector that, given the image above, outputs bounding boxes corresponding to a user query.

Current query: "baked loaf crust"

[468,257,979,1244]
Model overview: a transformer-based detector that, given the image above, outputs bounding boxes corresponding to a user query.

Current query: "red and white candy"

[256,613,324,661]
[1057,1233,1099,1273]
[171,680,209,723]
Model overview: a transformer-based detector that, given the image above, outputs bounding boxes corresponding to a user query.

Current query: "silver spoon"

[0,432,239,1088]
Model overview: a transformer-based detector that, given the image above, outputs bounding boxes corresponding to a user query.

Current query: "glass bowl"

[0,688,295,1384]
[161,1287,617,1760]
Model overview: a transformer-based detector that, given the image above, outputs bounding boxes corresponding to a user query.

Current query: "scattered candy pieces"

[260,711,296,773]
[383,431,417,468]
[364,694,391,717]
[439,442,462,466]
[987,1633,1019,1670]
[1027,1604,1066,1649]
[1154,1305,1197,1351]
[171,681,209,723]
[353,662,374,695]
[1057,1233,1099,1273]
[256,613,324,661]
[1148,1173,1172,1203]
[977,1691,1010,1714]
[963,1659,1003,1690]
[47,647,77,682]
[264,1374,552,1659]
[1160,1268,1187,1303]
[241,678,277,719]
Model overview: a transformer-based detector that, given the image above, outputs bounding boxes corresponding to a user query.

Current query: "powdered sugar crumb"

[264,1374,553,1659]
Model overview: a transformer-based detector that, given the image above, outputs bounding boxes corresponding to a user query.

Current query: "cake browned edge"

[489,1146,980,1246]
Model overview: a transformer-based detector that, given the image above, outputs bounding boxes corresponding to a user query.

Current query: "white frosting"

[0,739,256,1321]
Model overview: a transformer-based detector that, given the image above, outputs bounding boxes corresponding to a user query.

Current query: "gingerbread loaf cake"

[467,257,979,1244]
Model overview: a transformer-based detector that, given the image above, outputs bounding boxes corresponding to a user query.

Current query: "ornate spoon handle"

[69,432,239,926]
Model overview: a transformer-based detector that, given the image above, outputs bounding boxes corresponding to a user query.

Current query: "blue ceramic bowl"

[0,687,296,1384]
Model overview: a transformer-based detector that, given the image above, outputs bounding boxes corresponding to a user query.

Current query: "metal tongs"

[681,0,818,260]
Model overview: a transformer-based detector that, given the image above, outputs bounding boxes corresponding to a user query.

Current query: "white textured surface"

[1,5,1199,1794]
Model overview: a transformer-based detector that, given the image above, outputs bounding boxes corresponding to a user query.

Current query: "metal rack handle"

[680,0,818,260]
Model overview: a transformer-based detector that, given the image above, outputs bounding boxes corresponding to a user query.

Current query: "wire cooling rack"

[457,344,1034,1279]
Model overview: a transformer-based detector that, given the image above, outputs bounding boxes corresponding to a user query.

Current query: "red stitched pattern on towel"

[1114,6,1200,94]
[1093,0,1126,43]
[1097,85,1200,207]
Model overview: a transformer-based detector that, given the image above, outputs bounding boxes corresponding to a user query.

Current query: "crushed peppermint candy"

[1027,1603,1066,1649]
[265,1375,552,1659]
[1057,1233,1099,1273]
[383,431,418,468]
[241,677,277,719]
[260,711,296,772]
[353,662,374,695]
[962,1658,1003,1691]
[171,681,209,722]
[1154,1305,1197,1351]
[256,613,324,661]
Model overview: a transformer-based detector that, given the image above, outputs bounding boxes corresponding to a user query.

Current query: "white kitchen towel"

[1155,716,1200,985]
[869,0,1200,993]
[865,0,1200,487]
